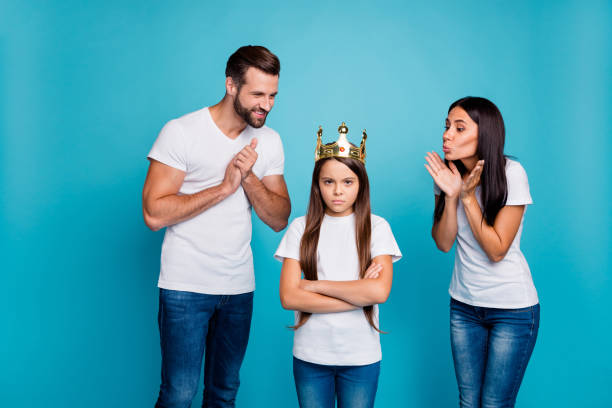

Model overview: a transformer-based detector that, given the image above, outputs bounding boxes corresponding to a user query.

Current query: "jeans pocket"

[159,289,188,316]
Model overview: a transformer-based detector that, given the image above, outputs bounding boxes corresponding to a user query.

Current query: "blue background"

[2,1,611,406]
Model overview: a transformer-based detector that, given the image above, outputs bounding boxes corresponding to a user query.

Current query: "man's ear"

[226,76,238,97]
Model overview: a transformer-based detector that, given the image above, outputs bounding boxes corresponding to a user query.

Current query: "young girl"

[425,97,539,408]
[275,123,401,408]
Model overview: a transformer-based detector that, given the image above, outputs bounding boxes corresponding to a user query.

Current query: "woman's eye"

[444,125,450,130]
[324,180,332,185]
[457,127,465,132]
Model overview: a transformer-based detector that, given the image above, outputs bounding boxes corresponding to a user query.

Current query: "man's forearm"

[242,173,290,232]
[144,183,231,231]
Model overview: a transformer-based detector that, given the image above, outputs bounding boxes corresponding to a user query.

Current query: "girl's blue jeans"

[293,357,380,408]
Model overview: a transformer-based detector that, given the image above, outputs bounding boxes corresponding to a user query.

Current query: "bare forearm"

[242,173,290,232]
[461,195,505,261]
[307,280,389,307]
[281,288,358,313]
[144,183,230,231]
[432,196,459,252]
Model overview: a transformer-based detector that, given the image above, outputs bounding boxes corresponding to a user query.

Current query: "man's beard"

[233,94,267,128]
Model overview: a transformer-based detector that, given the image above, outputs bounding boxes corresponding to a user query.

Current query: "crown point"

[338,122,348,134]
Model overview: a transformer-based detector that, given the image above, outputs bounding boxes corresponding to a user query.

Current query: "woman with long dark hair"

[425,97,539,407]
[275,124,401,408]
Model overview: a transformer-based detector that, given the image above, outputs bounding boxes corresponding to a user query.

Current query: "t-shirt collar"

[323,212,355,224]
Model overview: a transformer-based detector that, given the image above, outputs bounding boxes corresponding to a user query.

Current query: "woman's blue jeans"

[155,289,254,408]
[450,298,540,408]
[293,357,380,408]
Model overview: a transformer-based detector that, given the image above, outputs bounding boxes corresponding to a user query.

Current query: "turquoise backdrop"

[2,1,611,406]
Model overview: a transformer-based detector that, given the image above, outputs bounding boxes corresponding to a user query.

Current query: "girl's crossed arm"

[280,258,359,313]
[300,255,393,307]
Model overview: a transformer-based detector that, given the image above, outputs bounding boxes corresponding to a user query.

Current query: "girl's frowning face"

[318,159,360,217]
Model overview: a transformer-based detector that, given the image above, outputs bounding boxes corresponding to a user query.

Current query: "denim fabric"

[293,357,380,408]
[155,289,253,408]
[450,297,540,408]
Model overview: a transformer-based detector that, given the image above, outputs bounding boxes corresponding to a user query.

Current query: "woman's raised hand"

[460,160,484,200]
[425,152,462,198]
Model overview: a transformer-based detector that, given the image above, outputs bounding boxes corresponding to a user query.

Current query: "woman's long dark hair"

[293,157,381,332]
[434,97,508,226]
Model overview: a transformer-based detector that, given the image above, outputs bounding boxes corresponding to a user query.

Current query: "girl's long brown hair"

[292,157,382,332]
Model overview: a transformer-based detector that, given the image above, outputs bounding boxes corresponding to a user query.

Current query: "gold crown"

[315,122,367,163]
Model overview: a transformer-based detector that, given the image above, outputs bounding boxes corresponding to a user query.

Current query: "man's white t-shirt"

[434,159,538,308]
[274,213,402,366]
[148,107,284,295]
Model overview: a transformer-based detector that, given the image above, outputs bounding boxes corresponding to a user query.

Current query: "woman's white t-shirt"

[274,213,402,366]
[435,159,538,308]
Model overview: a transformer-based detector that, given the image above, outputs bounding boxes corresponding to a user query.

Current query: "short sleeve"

[433,180,441,196]
[505,161,533,206]
[263,131,284,177]
[274,217,305,262]
[147,120,188,172]
[371,217,402,263]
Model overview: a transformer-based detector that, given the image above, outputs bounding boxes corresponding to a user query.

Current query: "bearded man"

[143,45,290,408]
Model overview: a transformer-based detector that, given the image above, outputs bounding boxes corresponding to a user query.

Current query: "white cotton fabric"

[148,107,284,295]
[274,213,402,365]
[434,159,538,308]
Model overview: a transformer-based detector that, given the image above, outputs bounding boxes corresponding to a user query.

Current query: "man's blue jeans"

[155,289,254,408]
[450,298,540,408]
[293,357,380,408]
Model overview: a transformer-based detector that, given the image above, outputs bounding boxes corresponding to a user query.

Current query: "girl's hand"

[460,160,484,202]
[363,262,383,279]
[425,151,462,199]
[299,262,383,294]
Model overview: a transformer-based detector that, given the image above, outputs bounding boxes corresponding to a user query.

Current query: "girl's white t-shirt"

[274,213,402,366]
[435,159,538,308]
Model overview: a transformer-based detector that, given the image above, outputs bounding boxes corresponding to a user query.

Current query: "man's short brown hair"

[225,45,280,88]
